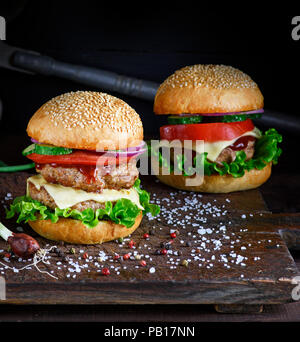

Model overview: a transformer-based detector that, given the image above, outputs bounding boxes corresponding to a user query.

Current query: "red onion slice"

[126,141,146,151]
[178,109,264,117]
[102,148,147,158]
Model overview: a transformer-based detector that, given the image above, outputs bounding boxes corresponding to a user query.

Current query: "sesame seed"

[157,64,258,94]
[41,91,143,135]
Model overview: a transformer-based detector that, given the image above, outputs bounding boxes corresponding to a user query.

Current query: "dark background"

[0,2,300,214]
[0,2,300,136]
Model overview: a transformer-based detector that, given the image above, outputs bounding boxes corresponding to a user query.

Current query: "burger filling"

[36,159,139,193]
[27,182,107,212]
[214,136,256,165]
[152,114,282,178]
[6,148,160,228]
[26,174,144,211]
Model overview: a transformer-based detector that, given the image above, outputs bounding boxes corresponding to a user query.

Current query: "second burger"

[152,64,282,193]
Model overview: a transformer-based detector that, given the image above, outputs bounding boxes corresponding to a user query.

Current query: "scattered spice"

[54,247,65,258]
[123,253,130,260]
[83,252,88,259]
[160,248,168,255]
[0,246,58,279]
[181,259,189,267]
[102,267,110,276]
[128,240,136,248]
[62,255,69,262]
[0,185,259,281]
[149,267,156,274]
[161,240,174,250]
[166,242,173,250]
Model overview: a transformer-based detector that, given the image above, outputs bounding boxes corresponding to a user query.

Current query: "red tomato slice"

[27,150,131,166]
[160,119,255,142]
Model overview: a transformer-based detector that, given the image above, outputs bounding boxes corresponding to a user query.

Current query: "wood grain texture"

[0,173,299,306]
[214,304,263,314]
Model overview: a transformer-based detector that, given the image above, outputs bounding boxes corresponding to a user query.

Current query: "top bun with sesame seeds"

[27,91,144,150]
[154,64,264,114]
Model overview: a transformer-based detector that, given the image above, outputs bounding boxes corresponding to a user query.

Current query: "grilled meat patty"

[37,159,138,193]
[28,182,106,211]
[215,138,255,165]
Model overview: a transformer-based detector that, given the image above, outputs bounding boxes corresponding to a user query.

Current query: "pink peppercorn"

[128,240,136,248]
[102,267,110,276]
[123,253,130,260]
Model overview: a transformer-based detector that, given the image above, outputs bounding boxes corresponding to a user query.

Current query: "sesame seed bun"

[27,91,144,150]
[154,160,272,193]
[154,64,264,114]
[28,213,143,244]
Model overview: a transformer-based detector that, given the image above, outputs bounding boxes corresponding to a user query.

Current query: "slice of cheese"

[192,127,262,161]
[27,174,144,210]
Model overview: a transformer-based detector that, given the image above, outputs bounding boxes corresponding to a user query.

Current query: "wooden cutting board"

[0,172,299,313]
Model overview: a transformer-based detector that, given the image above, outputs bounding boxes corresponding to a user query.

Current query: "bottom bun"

[155,162,272,193]
[28,213,143,244]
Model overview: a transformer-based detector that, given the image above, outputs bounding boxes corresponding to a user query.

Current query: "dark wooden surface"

[0,172,299,306]
[0,134,300,321]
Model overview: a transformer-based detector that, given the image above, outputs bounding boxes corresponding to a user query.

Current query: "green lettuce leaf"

[148,128,282,178]
[133,179,160,217]
[6,179,160,229]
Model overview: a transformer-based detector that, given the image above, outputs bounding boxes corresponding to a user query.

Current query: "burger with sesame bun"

[6,91,159,244]
[151,64,282,193]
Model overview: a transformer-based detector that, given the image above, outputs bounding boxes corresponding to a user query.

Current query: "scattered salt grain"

[149,267,156,274]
